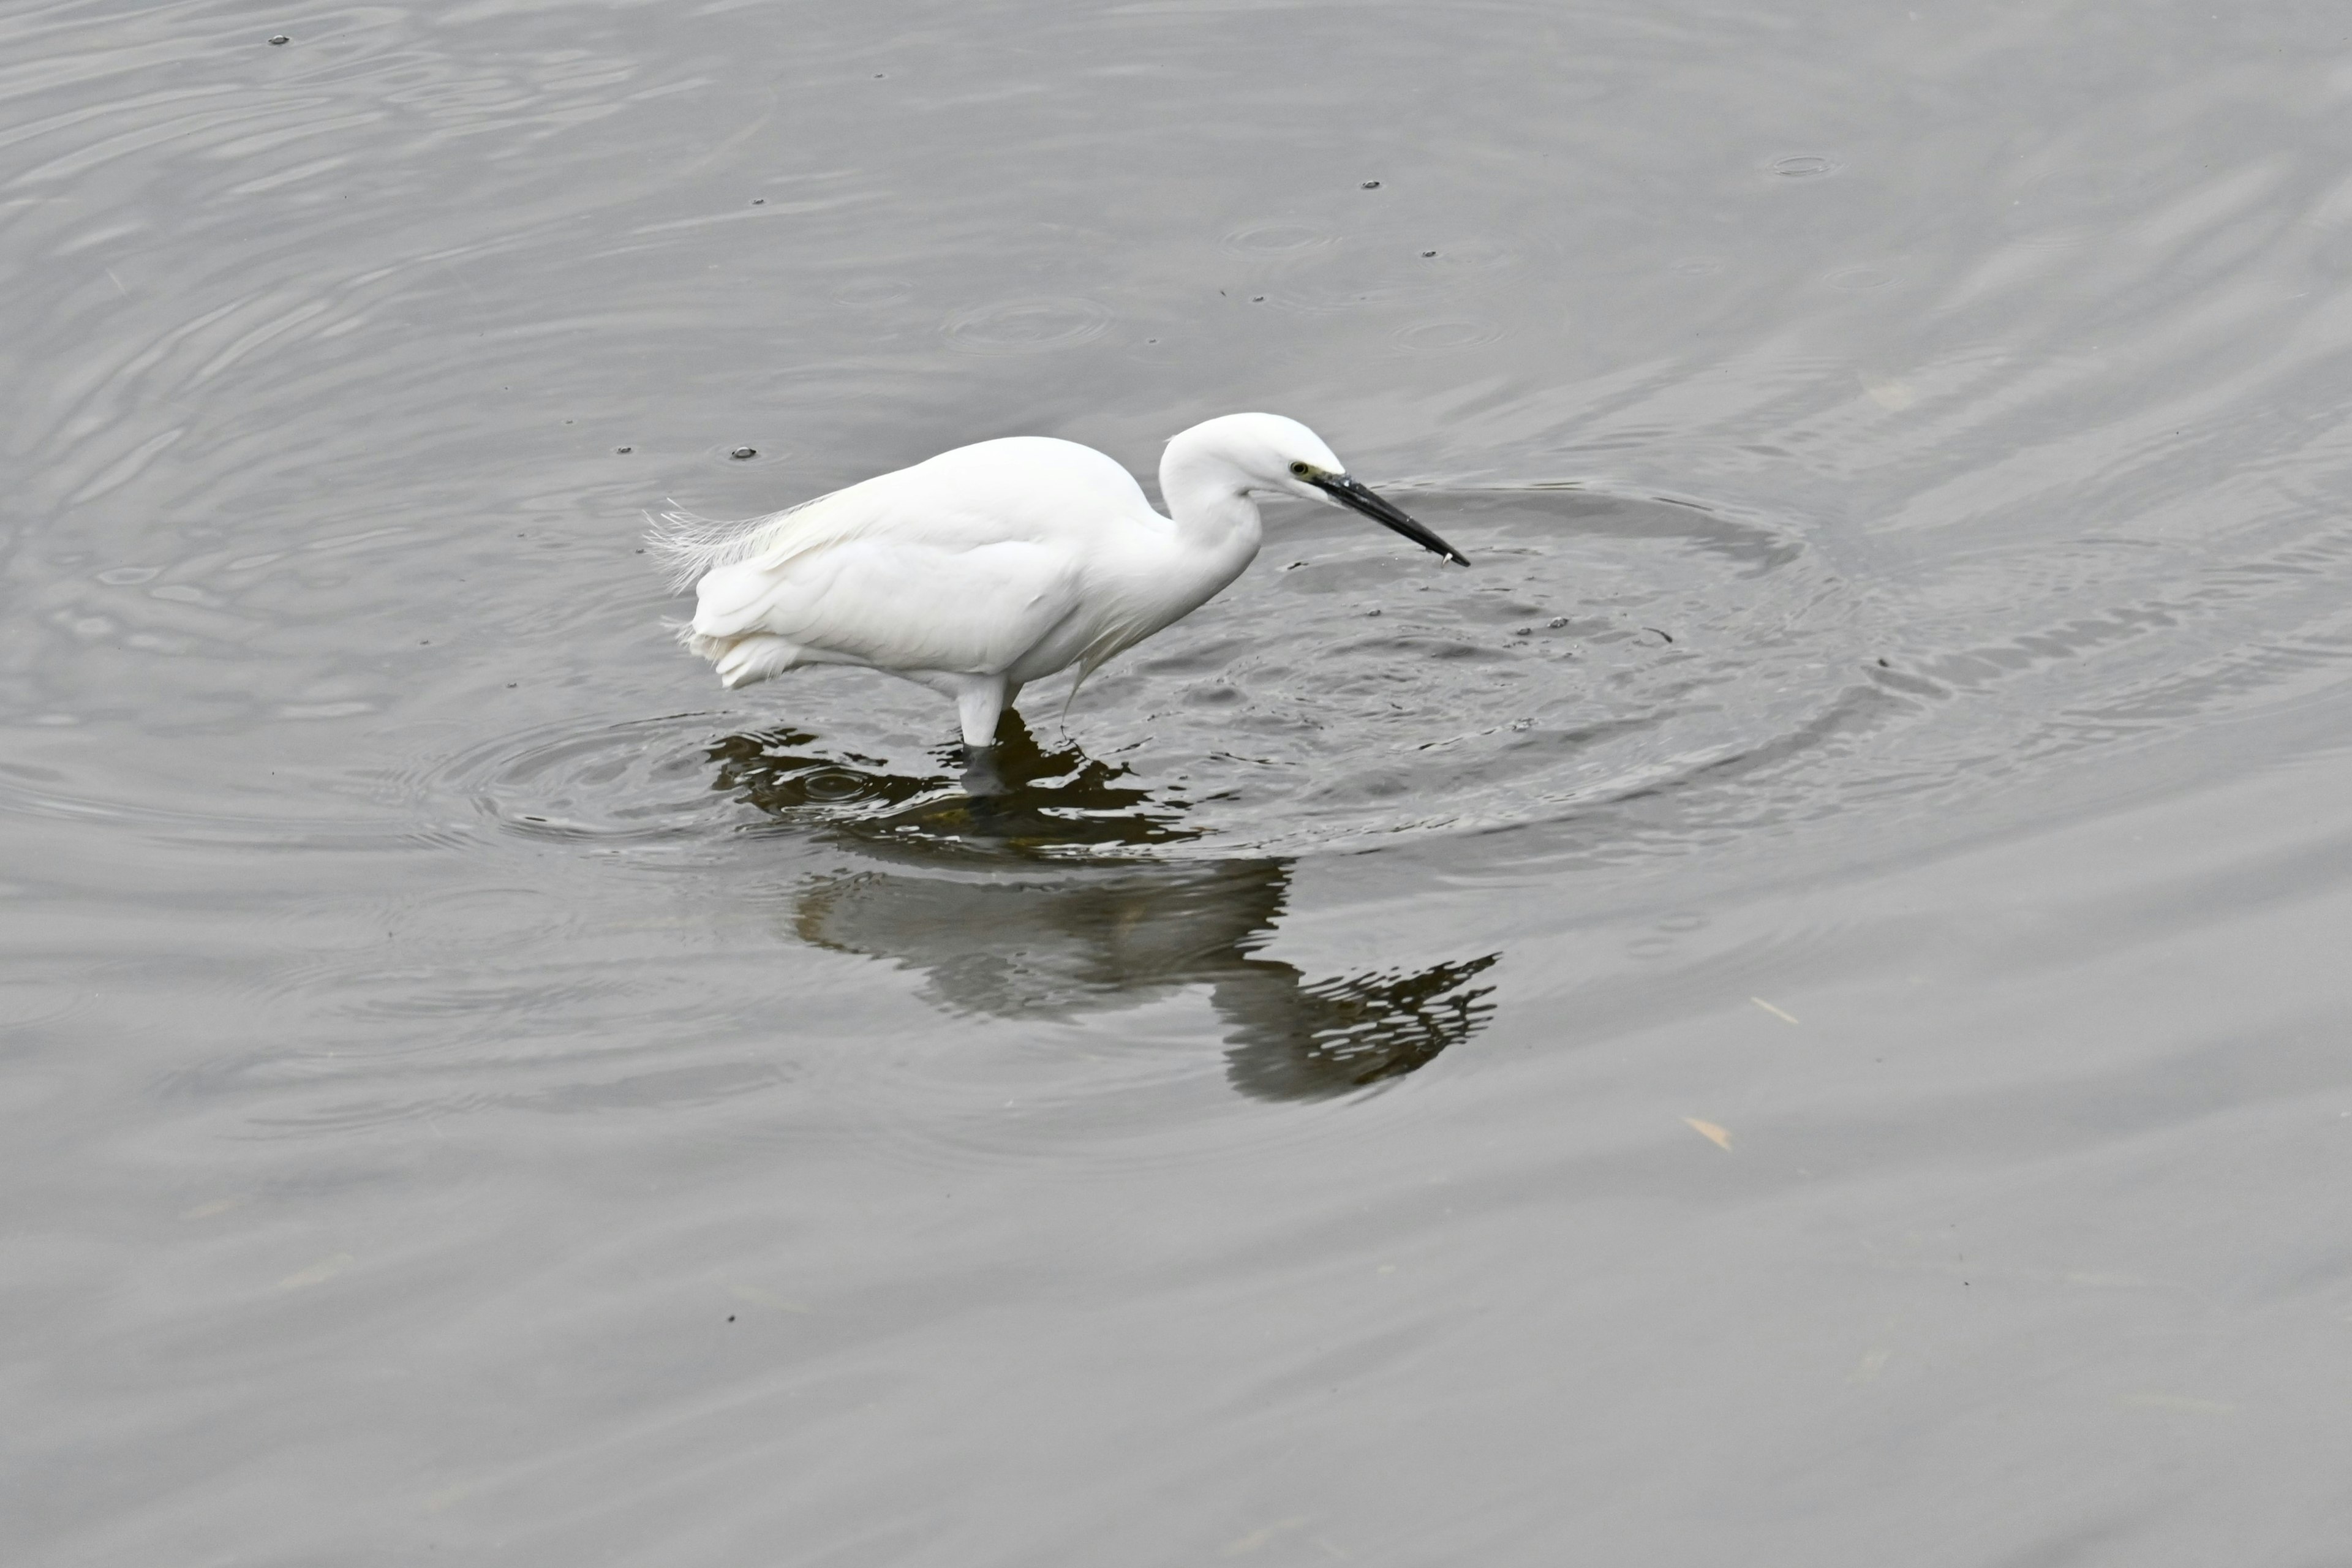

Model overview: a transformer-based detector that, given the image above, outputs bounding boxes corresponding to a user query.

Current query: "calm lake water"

[8,1,2352,1561]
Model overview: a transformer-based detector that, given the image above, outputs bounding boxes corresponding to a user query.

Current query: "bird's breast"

[1065,531,1259,665]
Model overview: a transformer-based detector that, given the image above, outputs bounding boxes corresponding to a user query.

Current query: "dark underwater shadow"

[705,715,1501,1100]
[707,711,1195,858]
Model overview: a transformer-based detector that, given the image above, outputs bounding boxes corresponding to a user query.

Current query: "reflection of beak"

[1308,473,1470,566]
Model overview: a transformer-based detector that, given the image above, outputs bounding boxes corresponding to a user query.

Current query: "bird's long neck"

[1157,442,1264,571]
[1063,435,1264,669]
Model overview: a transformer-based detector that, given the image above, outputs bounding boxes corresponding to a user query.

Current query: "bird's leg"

[956,679,1014,797]
[949,675,1017,802]
[903,671,1016,791]
[953,675,1011,750]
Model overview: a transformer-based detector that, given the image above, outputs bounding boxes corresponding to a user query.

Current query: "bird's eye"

[1289,461,1311,477]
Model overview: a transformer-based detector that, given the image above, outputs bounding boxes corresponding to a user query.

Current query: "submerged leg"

[960,745,1007,797]
[946,676,1014,797]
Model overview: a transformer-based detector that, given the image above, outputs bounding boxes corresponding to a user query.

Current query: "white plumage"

[649,412,1466,748]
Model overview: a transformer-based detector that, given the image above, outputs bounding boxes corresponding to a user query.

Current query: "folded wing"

[673,437,1150,679]
[692,533,1082,675]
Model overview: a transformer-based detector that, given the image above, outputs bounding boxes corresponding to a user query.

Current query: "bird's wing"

[687,437,1152,673]
[693,532,1086,675]
[739,437,1154,578]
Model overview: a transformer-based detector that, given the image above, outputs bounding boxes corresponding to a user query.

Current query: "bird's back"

[666,434,1168,683]
[889,436,1159,541]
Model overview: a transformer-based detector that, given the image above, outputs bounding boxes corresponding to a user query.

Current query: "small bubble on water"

[730,447,756,460]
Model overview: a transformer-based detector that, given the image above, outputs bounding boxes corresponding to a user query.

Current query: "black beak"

[1309,473,1469,566]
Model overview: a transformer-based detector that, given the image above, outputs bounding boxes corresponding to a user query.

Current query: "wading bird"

[650,412,1467,750]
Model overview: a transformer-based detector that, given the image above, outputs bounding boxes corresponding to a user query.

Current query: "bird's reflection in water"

[707,717,1500,1099]
[707,711,1193,852]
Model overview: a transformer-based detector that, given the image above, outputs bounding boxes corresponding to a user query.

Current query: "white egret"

[649,412,1467,750]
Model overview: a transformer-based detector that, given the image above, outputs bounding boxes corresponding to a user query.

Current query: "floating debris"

[1684,1117,1733,1150]
[278,1252,354,1289]
[729,447,756,460]
[1751,997,1800,1025]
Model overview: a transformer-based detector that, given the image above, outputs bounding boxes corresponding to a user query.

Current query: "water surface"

[7,1,2352,1561]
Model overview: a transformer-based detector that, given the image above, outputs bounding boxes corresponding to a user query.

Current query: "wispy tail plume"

[644,480,850,593]
[644,502,771,594]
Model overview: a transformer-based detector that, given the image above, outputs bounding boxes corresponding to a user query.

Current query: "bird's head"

[1163,412,1470,567]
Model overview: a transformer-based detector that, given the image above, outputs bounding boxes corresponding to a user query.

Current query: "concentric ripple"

[442,714,748,846]
[431,488,1880,865]
[941,296,1113,354]
[442,710,1197,860]
[1221,219,1337,255]
[1068,486,1882,857]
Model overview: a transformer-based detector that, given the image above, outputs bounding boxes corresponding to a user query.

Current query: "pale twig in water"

[1684,1117,1733,1150]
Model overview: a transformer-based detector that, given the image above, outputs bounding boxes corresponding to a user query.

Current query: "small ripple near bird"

[648,412,1467,752]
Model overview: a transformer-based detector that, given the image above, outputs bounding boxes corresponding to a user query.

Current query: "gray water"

[8,1,2352,1561]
